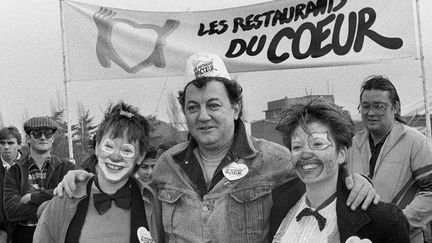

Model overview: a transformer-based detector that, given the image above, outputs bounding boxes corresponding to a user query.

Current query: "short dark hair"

[0,126,22,145]
[276,99,355,152]
[95,101,150,156]
[360,75,406,124]
[156,141,177,157]
[143,146,157,160]
[178,76,244,118]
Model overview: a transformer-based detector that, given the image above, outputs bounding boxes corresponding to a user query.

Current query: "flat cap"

[24,116,57,134]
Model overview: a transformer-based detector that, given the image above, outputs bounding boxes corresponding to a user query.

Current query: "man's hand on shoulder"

[345,173,380,210]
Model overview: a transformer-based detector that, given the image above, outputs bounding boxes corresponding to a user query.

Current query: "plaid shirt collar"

[28,156,52,170]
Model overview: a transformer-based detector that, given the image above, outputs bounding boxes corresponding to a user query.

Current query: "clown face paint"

[96,136,142,184]
[290,122,344,186]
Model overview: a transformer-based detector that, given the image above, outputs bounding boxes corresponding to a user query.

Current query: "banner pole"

[415,0,431,138]
[59,0,75,162]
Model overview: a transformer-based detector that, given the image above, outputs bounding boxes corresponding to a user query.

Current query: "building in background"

[252,94,432,145]
[264,95,335,121]
[405,114,432,135]
[252,95,335,145]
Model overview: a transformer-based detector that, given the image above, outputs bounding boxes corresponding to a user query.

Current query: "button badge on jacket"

[137,226,154,243]
[223,162,249,181]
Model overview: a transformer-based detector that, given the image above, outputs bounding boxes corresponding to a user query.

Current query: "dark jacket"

[80,154,97,173]
[269,165,410,243]
[0,152,23,232]
[3,154,75,224]
[0,164,7,231]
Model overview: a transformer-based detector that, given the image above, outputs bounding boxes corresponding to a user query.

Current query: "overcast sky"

[1,0,431,131]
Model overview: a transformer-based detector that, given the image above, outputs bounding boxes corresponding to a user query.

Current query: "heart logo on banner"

[222,162,249,181]
[137,227,154,243]
[111,23,158,68]
[92,7,180,74]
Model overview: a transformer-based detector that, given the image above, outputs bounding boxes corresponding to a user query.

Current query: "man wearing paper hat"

[55,53,378,242]
[149,52,378,242]
[3,116,75,243]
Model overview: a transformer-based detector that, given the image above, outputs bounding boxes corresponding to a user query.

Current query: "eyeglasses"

[100,138,136,159]
[358,103,389,115]
[31,130,54,139]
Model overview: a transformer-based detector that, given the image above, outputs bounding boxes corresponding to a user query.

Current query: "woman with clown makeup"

[33,101,162,243]
[270,100,409,243]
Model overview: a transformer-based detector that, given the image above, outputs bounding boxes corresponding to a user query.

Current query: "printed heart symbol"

[111,22,158,68]
[222,162,249,181]
[345,236,372,243]
[137,226,153,243]
[93,7,180,74]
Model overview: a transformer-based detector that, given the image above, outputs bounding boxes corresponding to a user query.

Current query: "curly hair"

[276,99,355,152]
[178,76,244,118]
[95,101,150,156]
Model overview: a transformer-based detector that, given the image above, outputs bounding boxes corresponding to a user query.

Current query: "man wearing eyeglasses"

[347,75,432,243]
[3,116,75,243]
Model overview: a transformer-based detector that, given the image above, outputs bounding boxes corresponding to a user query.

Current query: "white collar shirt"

[275,194,338,243]
[1,152,20,170]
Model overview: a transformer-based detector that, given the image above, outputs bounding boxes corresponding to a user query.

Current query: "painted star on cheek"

[308,132,333,151]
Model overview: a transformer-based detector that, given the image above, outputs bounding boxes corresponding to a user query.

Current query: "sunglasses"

[31,130,54,139]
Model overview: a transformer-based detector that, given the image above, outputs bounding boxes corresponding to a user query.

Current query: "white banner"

[62,0,418,81]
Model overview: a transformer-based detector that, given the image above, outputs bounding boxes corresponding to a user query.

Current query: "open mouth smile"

[296,159,323,174]
[301,163,320,170]
[105,163,125,171]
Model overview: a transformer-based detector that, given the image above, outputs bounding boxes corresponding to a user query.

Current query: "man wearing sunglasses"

[3,116,75,243]
[347,75,432,243]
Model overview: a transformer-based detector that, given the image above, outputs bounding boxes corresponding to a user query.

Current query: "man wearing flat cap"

[3,116,75,243]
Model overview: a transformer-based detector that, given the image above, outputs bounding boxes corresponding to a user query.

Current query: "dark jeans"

[11,225,35,243]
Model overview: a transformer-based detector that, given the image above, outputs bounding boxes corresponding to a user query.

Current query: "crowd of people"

[0,52,431,243]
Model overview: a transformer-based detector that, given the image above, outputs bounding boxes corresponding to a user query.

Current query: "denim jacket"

[151,120,295,242]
